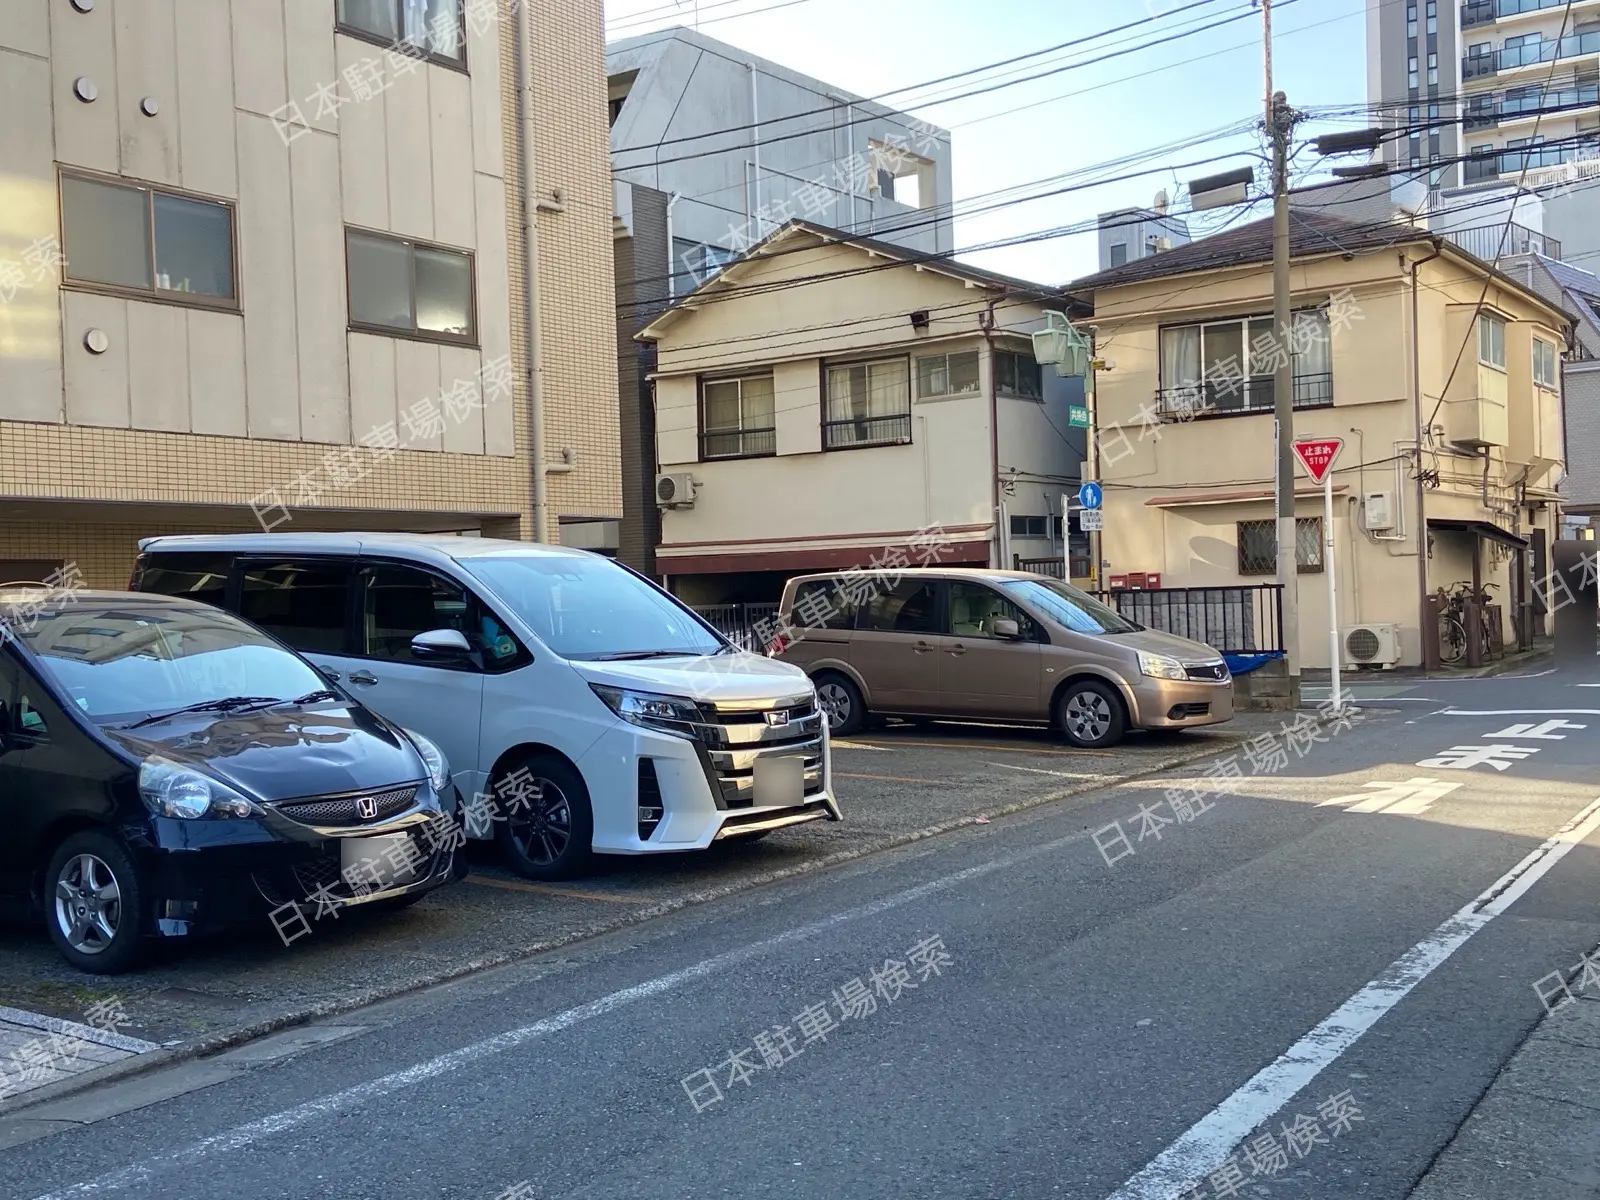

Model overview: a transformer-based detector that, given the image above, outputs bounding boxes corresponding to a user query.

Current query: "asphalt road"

[3,659,1599,1200]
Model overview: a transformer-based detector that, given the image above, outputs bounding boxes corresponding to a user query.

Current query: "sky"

[601,0,1375,283]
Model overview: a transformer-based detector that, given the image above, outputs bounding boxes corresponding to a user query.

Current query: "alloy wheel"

[817,681,852,729]
[508,779,572,866]
[1064,691,1112,742]
[53,853,122,956]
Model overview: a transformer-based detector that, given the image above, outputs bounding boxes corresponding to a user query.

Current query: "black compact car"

[0,588,466,973]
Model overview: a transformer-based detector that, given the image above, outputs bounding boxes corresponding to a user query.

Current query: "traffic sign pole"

[1291,437,1344,713]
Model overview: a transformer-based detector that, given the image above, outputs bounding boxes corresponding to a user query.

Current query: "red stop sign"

[1292,437,1343,484]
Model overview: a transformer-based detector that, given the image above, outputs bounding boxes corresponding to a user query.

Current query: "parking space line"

[987,762,1096,780]
[463,875,641,904]
[849,738,1114,757]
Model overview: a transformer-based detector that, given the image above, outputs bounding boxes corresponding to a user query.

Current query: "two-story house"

[0,0,619,587]
[1068,210,1569,669]
[637,220,1089,608]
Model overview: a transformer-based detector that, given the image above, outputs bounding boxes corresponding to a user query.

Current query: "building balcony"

[1462,0,1600,29]
[1440,221,1561,259]
[1462,137,1600,182]
[1463,30,1600,80]
[1464,81,1600,129]
[1154,372,1333,419]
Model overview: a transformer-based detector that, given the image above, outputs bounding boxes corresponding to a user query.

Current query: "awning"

[1426,518,1529,551]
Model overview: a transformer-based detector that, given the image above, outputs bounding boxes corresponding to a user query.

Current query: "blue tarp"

[1224,651,1283,676]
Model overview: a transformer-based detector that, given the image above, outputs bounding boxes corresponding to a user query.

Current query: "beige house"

[637,221,1091,605]
[0,0,619,587]
[1069,210,1569,670]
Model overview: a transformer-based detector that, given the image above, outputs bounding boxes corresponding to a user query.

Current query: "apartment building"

[607,25,953,576]
[1069,210,1568,670]
[1095,197,1191,272]
[0,0,619,587]
[637,222,1089,606]
[1367,0,1600,261]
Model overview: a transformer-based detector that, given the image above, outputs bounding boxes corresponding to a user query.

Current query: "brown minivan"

[771,569,1233,748]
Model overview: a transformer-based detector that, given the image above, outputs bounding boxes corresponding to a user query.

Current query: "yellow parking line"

[464,874,641,904]
[836,771,948,784]
[852,738,1113,758]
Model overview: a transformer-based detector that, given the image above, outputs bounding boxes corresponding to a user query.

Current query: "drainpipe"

[844,102,857,231]
[665,191,682,298]
[748,63,762,232]
[513,4,548,542]
[1410,241,1443,656]
[981,296,1002,568]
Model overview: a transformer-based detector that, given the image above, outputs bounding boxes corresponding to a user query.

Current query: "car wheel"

[815,673,865,736]
[1055,679,1127,749]
[45,832,146,975]
[493,754,595,881]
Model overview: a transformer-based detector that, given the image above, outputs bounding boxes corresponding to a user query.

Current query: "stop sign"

[1292,437,1343,484]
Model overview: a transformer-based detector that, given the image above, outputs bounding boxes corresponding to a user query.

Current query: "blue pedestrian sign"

[1077,482,1103,510]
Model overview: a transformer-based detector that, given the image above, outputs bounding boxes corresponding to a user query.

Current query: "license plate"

[752,755,804,808]
[341,833,414,889]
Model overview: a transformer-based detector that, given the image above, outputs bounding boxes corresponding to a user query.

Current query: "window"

[998,577,1138,635]
[132,554,231,610]
[947,581,1041,641]
[858,578,939,634]
[347,229,475,344]
[361,564,477,664]
[1534,336,1559,389]
[916,350,980,400]
[0,657,50,743]
[673,238,736,297]
[700,374,775,459]
[824,357,911,449]
[1158,308,1332,415]
[337,0,463,66]
[1010,515,1048,538]
[1426,0,1437,32]
[59,173,235,306]
[1109,242,1129,267]
[1408,56,1419,88]
[788,578,859,631]
[1407,5,1417,36]
[1237,518,1323,575]
[1478,314,1507,369]
[995,349,1042,399]
[239,560,352,654]
[1427,52,1439,85]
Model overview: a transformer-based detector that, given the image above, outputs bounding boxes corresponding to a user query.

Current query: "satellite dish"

[1153,188,1169,215]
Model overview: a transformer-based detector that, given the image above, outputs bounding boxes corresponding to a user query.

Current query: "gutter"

[981,296,1002,568]
[1410,240,1444,656]
[513,2,549,541]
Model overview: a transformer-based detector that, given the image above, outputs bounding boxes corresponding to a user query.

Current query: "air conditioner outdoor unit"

[1343,623,1401,668]
[655,472,697,509]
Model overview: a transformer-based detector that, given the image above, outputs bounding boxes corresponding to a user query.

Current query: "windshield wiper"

[289,689,340,705]
[590,649,702,661]
[125,696,285,730]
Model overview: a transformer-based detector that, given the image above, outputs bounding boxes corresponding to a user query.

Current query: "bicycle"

[1436,581,1496,665]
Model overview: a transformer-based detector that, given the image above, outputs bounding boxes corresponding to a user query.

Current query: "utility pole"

[1264,0,1301,706]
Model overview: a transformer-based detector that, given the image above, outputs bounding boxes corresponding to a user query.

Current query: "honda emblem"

[356,795,378,819]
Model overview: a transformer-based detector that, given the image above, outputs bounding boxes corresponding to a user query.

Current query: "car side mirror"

[411,628,473,661]
[992,618,1021,640]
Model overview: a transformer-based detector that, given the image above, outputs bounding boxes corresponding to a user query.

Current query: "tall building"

[0,0,619,586]
[1367,0,1600,261]
[606,26,953,576]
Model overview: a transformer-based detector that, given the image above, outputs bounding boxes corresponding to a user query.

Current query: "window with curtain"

[1478,315,1506,368]
[824,357,911,449]
[60,173,236,307]
[337,0,464,65]
[916,350,979,399]
[346,228,475,343]
[1158,307,1333,416]
[700,375,775,459]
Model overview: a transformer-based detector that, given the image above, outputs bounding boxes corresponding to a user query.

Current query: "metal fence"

[1014,554,1094,580]
[692,602,779,651]
[1088,584,1285,657]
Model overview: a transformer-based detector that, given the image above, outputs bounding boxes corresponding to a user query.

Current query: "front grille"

[1184,663,1229,682]
[253,826,439,910]
[1167,702,1212,719]
[638,758,664,841]
[689,697,825,810]
[272,785,418,826]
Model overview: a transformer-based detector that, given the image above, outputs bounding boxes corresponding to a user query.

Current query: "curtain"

[1160,325,1200,391]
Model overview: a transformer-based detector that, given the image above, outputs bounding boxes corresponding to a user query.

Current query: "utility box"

[1363,490,1395,532]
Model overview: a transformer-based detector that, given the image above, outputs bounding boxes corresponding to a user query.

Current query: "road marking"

[1417,744,1540,772]
[835,771,950,785]
[1316,778,1462,815]
[852,737,1114,757]
[987,761,1096,780]
[31,823,1095,1200]
[1441,708,1600,716]
[1485,719,1586,740]
[1107,795,1600,1200]
[463,876,639,904]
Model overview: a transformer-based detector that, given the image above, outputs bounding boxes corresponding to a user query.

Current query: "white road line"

[1441,708,1600,716]
[30,823,1090,1200]
[987,761,1094,780]
[1107,795,1600,1200]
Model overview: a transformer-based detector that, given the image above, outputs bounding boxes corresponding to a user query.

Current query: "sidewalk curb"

[0,713,1358,1119]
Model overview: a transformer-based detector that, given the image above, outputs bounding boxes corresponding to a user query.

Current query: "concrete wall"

[614,182,670,572]
[1089,244,1566,668]
[1562,363,1600,511]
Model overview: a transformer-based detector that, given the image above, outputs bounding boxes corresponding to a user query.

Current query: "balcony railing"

[1441,221,1561,260]
[1462,0,1582,29]
[1465,30,1600,77]
[822,411,912,450]
[1463,138,1600,181]
[700,426,776,460]
[1154,371,1333,418]
[1465,82,1600,129]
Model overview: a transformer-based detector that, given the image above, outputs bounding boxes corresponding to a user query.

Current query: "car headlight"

[139,758,259,819]
[403,729,451,792]
[1136,651,1188,681]
[589,684,704,738]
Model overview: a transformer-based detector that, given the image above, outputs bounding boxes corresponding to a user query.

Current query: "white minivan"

[132,534,839,879]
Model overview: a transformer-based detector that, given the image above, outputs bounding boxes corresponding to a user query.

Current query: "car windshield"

[460,554,725,661]
[15,600,328,724]
[999,577,1140,636]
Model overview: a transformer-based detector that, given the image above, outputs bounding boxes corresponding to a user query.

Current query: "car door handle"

[315,665,341,683]
[946,643,967,656]
[913,640,935,654]
[347,670,378,686]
